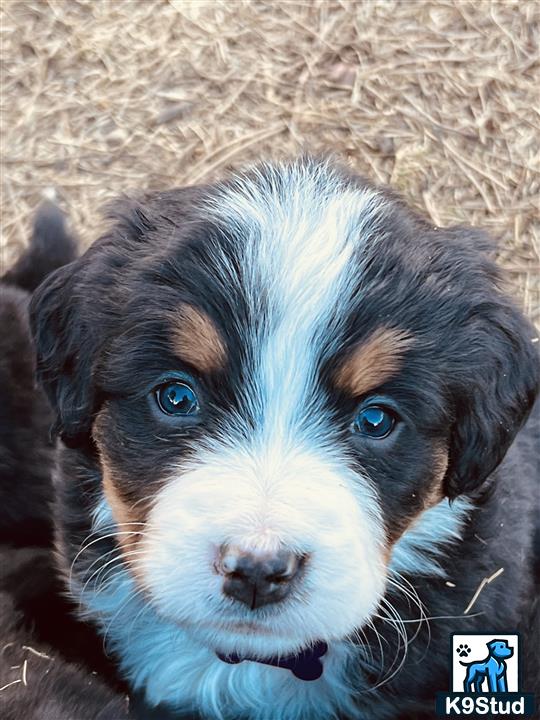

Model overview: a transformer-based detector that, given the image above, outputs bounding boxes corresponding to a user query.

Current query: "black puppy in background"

[0,206,130,720]
[1,202,76,548]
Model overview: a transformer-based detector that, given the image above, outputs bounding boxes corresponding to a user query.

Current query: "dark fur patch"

[0,547,129,720]
[0,211,130,718]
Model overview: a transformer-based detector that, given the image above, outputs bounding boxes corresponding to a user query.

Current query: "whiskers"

[68,518,157,657]
[349,572,432,691]
[354,570,482,692]
[69,520,148,604]
[68,509,474,698]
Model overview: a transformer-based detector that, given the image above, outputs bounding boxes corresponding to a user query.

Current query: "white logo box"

[451,634,519,693]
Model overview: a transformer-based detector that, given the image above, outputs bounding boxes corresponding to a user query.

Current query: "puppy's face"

[31,161,538,658]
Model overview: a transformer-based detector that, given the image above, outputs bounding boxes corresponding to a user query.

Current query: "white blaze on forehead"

[208,160,386,442]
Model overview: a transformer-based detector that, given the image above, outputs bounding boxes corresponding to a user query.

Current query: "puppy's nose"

[218,547,304,610]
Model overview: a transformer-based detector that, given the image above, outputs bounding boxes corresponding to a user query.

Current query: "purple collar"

[217,641,328,681]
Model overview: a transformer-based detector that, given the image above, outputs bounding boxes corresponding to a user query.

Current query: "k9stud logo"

[452,634,518,693]
[436,633,536,716]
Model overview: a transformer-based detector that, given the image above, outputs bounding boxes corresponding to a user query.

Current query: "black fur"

[0,203,76,546]
[2,201,77,294]
[0,208,131,720]
[0,546,130,720]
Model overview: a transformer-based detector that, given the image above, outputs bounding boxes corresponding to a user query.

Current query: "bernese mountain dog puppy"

[3,158,539,719]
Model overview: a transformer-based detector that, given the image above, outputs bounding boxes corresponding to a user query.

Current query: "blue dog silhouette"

[460,639,513,692]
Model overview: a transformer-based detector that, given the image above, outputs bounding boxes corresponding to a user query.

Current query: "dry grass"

[1,0,538,319]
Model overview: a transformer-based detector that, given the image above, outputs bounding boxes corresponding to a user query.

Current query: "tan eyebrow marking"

[171,304,226,373]
[335,326,414,397]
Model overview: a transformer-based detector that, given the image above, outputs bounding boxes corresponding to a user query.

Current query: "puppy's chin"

[177,616,331,659]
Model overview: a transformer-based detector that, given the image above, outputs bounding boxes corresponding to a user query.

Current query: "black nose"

[218,547,305,610]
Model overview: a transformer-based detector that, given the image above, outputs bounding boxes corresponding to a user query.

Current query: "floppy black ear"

[28,192,184,447]
[444,277,539,498]
[29,259,99,447]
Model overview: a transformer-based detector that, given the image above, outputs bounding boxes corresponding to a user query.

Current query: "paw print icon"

[456,644,471,658]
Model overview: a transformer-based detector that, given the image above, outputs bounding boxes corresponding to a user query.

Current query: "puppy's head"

[31,160,538,657]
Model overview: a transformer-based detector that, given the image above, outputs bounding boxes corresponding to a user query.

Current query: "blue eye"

[354,406,395,438]
[155,381,199,416]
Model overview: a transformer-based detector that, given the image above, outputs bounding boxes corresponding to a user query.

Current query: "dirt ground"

[1,0,538,321]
